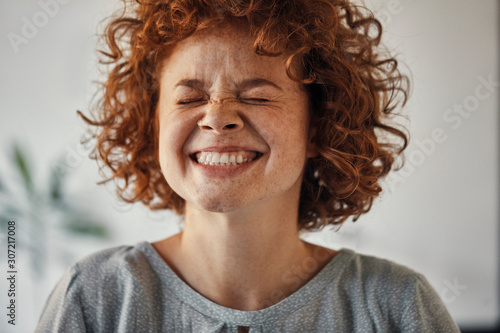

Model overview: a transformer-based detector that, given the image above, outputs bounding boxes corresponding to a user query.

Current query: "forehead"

[178,21,252,54]
[158,23,302,89]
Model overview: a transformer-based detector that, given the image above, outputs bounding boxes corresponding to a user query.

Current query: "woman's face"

[157,23,316,213]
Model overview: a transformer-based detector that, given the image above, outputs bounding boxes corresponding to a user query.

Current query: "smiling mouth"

[192,151,261,166]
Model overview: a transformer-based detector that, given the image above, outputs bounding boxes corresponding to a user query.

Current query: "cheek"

[262,108,310,151]
[158,111,198,176]
[256,112,311,181]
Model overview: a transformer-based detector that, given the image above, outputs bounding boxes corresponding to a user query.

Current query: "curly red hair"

[79,0,409,231]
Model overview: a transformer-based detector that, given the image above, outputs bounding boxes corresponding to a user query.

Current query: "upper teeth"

[196,151,257,166]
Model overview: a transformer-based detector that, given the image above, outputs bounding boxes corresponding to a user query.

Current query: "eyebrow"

[237,78,283,91]
[174,78,283,91]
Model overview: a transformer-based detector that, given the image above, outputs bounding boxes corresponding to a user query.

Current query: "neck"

[182,199,308,309]
[153,195,337,311]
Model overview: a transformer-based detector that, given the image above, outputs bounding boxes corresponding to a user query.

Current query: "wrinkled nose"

[197,99,244,133]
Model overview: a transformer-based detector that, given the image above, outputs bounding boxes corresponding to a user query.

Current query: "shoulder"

[336,249,422,293]
[337,249,443,309]
[75,242,152,284]
[328,249,459,332]
[37,242,164,332]
[71,242,149,276]
[63,241,156,293]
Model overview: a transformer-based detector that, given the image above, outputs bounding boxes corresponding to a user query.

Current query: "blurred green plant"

[0,141,108,277]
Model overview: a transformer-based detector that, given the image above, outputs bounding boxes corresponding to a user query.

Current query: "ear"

[306,126,319,158]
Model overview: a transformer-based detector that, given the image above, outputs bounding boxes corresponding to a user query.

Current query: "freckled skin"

[154,23,337,311]
[157,23,316,213]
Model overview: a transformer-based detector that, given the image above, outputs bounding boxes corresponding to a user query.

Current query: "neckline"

[137,240,354,326]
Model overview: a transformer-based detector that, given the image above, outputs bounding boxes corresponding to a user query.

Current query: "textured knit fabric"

[36,241,460,332]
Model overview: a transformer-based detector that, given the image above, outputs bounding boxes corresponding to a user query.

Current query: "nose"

[197,99,244,133]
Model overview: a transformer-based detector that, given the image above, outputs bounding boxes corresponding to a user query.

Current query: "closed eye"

[243,98,270,103]
[178,98,270,105]
[178,100,205,105]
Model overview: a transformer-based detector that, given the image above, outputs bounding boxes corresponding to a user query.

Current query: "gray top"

[36,241,460,332]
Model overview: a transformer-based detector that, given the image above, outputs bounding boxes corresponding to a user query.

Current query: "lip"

[189,146,263,154]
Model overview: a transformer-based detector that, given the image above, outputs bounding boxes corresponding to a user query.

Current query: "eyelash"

[178,98,270,105]
[178,100,204,105]
[245,98,270,103]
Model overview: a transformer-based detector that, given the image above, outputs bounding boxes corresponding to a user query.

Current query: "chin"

[195,198,247,214]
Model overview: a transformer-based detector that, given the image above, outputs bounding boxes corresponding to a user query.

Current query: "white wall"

[0,0,498,331]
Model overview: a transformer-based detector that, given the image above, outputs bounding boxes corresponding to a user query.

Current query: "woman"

[37,0,460,332]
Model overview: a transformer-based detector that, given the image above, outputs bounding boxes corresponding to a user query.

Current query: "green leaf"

[12,143,34,194]
[49,160,64,201]
[0,206,23,221]
[62,218,109,239]
[0,216,11,234]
